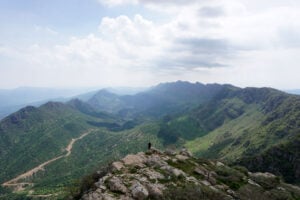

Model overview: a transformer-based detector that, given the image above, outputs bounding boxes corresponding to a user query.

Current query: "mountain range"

[0,87,101,120]
[0,81,299,199]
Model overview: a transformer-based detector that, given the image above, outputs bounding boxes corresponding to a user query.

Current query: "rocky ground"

[79,148,300,200]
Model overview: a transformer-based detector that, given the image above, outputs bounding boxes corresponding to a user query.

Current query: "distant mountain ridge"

[0,87,98,120]
[87,81,228,118]
[286,89,300,95]
[0,81,299,198]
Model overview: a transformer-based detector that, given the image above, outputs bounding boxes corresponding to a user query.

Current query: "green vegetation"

[163,184,227,200]
[156,85,300,184]
[0,81,299,198]
[74,150,300,200]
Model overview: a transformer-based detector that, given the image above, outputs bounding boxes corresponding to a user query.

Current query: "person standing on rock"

[148,142,152,150]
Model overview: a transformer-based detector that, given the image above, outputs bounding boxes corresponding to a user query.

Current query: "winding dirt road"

[2,130,93,189]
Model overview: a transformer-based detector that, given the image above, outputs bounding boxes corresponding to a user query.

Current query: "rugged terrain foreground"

[76,148,300,200]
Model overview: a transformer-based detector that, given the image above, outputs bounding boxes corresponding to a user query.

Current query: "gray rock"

[200,180,211,186]
[209,185,219,192]
[248,179,261,187]
[216,161,225,167]
[149,147,163,154]
[175,154,189,161]
[119,195,134,200]
[145,183,164,198]
[251,172,276,179]
[208,175,217,185]
[165,149,177,156]
[122,153,146,168]
[130,181,149,200]
[146,155,168,167]
[179,148,193,157]
[226,189,237,197]
[186,176,199,184]
[95,174,112,188]
[108,177,127,194]
[102,193,117,200]
[161,165,186,177]
[215,184,229,191]
[99,185,107,191]
[141,168,165,180]
[172,168,186,177]
[81,191,116,200]
[111,161,124,172]
[194,167,208,177]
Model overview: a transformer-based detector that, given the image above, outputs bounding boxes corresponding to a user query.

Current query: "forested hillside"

[0,81,299,199]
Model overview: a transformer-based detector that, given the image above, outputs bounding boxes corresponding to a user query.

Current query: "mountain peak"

[94,89,119,97]
[76,148,300,200]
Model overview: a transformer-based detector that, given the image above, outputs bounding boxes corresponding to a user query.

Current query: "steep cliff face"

[74,149,300,200]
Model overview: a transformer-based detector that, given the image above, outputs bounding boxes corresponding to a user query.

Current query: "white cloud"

[1,0,300,89]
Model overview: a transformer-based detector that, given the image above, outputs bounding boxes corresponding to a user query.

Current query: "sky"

[0,0,300,90]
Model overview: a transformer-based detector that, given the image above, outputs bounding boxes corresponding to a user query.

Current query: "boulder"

[179,148,193,157]
[111,161,124,172]
[145,155,168,167]
[200,180,211,186]
[130,181,149,200]
[216,161,225,167]
[122,153,146,167]
[149,147,163,154]
[141,168,165,180]
[194,167,207,177]
[175,154,189,161]
[101,193,116,200]
[165,149,177,156]
[145,183,164,198]
[161,165,186,177]
[107,177,127,194]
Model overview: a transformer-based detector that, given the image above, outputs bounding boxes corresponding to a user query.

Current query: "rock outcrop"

[80,148,300,200]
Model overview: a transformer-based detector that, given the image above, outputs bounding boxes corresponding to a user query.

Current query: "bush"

[216,166,247,190]
[250,174,280,190]
[163,184,227,200]
[67,166,110,200]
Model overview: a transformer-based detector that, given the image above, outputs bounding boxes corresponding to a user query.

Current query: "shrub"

[67,166,110,200]
[216,166,247,190]
[163,184,227,200]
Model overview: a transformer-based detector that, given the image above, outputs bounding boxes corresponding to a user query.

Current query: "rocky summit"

[78,148,300,200]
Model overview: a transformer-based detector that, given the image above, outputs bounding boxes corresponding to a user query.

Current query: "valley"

[0,81,299,199]
[2,130,93,191]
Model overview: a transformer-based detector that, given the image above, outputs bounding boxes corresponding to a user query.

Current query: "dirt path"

[2,130,93,189]
[65,131,90,157]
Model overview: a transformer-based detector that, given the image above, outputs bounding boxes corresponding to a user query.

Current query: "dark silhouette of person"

[148,142,152,150]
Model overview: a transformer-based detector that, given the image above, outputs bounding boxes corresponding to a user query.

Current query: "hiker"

[148,142,152,150]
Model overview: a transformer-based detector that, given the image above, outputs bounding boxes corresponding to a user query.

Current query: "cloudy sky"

[0,0,300,89]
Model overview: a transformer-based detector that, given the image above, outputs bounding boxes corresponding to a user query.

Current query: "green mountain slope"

[0,102,96,183]
[0,100,163,198]
[170,87,300,183]
[86,83,300,184]
[1,81,299,199]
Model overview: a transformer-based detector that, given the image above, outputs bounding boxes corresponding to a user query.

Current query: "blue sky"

[0,0,149,44]
[1,0,300,89]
